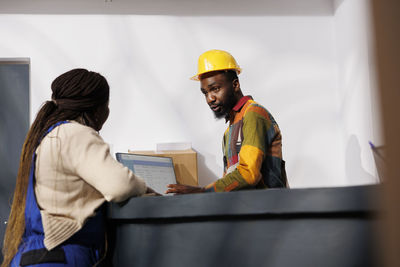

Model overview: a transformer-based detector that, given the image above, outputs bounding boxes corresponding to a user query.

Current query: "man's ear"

[233,79,240,92]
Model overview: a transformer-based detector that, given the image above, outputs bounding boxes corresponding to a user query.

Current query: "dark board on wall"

[0,61,30,261]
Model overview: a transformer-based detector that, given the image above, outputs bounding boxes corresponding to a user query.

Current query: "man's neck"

[225,94,248,123]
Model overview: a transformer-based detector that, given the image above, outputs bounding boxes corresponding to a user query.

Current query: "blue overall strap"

[40,121,70,142]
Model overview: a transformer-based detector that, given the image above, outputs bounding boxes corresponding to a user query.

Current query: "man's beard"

[212,93,237,120]
[213,109,227,119]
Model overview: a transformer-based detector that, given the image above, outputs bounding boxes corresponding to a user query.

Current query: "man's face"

[200,72,237,119]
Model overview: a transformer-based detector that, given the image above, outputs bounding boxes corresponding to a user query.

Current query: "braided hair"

[1,68,110,267]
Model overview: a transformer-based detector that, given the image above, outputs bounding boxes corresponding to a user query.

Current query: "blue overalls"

[11,121,106,266]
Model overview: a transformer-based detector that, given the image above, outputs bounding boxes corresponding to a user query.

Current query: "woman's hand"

[144,186,162,196]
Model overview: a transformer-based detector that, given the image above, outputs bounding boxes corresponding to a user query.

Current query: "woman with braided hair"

[2,68,155,266]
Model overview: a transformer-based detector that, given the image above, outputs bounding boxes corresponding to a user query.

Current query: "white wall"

[0,6,379,188]
[333,0,381,185]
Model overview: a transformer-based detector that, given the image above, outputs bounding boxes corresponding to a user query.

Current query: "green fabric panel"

[223,132,229,159]
[242,109,275,155]
[214,169,249,192]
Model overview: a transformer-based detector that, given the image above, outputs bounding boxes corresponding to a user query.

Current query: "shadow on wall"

[195,151,219,187]
[345,135,378,185]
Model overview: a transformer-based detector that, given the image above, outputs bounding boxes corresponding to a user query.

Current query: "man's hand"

[166,184,206,195]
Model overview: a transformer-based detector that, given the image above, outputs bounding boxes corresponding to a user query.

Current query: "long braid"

[1,101,58,267]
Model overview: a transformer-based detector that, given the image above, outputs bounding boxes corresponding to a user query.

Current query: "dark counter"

[107,185,380,267]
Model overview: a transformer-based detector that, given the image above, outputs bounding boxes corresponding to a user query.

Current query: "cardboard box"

[128,149,198,186]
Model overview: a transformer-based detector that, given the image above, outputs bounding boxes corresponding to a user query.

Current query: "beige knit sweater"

[34,121,146,250]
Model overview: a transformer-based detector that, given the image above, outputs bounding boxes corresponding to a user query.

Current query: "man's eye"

[212,87,220,92]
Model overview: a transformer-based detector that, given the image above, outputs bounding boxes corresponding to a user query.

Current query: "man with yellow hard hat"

[166,49,287,194]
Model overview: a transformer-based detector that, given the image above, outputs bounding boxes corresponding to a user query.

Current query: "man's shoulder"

[244,100,271,120]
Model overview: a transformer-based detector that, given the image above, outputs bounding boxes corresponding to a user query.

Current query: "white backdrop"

[0,0,379,187]
[334,0,381,186]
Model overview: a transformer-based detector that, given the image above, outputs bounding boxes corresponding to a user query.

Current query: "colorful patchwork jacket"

[205,96,287,192]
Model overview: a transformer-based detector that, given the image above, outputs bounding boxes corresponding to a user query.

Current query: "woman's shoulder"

[46,120,102,145]
[53,120,97,135]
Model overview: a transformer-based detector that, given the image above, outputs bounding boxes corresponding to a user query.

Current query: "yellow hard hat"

[191,49,242,81]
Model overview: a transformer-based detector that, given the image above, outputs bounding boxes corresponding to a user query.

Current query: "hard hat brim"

[190,68,242,81]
